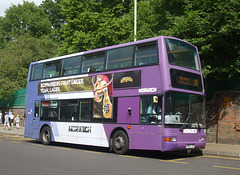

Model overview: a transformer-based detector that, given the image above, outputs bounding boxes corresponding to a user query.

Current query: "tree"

[0,33,59,99]
[59,0,133,55]
[0,16,5,49]
[0,1,60,99]
[0,0,238,88]
[160,0,240,79]
[0,1,52,42]
[58,0,188,54]
[137,0,185,40]
[41,0,66,43]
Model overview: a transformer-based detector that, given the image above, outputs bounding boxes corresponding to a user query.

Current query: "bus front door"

[32,102,40,137]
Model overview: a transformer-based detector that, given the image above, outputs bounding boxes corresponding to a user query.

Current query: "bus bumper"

[161,140,206,152]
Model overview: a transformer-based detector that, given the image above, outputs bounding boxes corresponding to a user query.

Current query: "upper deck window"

[135,42,158,65]
[30,63,43,81]
[62,56,81,76]
[29,41,160,81]
[82,52,105,73]
[106,46,133,70]
[43,61,61,79]
[166,39,200,71]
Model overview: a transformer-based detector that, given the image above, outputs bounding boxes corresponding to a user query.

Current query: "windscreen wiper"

[180,112,192,132]
[196,120,201,131]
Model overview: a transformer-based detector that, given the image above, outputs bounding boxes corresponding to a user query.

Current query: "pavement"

[0,124,25,136]
[0,124,240,158]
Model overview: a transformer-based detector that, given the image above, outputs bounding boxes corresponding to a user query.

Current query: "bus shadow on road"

[28,139,203,160]
[28,139,110,153]
[128,149,203,160]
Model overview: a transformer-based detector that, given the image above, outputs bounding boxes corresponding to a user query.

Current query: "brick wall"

[206,90,240,144]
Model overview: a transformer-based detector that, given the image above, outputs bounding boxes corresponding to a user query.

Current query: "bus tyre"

[41,126,51,145]
[112,130,129,155]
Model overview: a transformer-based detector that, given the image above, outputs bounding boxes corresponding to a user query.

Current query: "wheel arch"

[39,124,51,136]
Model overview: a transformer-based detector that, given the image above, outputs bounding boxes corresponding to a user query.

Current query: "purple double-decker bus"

[24,36,206,154]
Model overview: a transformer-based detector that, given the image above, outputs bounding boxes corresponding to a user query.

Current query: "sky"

[0,0,43,17]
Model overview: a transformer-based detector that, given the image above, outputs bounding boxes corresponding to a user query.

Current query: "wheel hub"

[115,136,125,150]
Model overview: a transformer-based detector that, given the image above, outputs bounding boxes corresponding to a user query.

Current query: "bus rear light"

[164,137,177,142]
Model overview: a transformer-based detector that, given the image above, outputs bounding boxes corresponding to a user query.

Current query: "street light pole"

[134,0,137,41]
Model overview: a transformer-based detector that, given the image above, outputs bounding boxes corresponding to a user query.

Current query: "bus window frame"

[34,102,40,118]
[30,63,44,81]
[79,99,93,122]
[39,98,117,123]
[135,42,159,66]
[42,60,62,79]
[140,95,163,125]
[62,56,82,76]
[106,45,135,70]
[81,52,105,73]
[40,100,59,121]
[29,41,160,82]
[59,99,80,122]
[165,38,200,71]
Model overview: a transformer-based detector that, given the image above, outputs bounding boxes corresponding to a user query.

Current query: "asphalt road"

[1,133,240,175]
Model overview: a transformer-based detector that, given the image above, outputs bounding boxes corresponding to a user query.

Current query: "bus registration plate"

[183,129,197,133]
[186,144,195,149]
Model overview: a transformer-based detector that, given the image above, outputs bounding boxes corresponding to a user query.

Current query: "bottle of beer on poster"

[103,88,112,118]
[95,75,103,102]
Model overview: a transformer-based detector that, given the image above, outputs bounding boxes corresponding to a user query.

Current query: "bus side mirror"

[128,108,132,116]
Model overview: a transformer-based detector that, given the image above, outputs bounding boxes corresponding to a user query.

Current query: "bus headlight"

[172,137,177,142]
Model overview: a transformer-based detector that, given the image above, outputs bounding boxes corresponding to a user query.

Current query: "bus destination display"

[170,69,203,92]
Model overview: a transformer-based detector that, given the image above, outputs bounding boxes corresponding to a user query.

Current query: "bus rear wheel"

[112,130,129,155]
[40,126,51,145]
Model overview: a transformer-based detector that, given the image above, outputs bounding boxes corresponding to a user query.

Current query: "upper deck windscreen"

[165,39,200,71]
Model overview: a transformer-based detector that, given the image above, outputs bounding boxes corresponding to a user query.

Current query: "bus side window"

[82,53,105,73]
[34,102,40,117]
[79,99,92,121]
[135,42,158,66]
[40,101,59,121]
[43,61,61,79]
[106,46,133,70]
[59,100,79,121]
[62,56,81,76]
[30,63,43,81]
[140,96,162,124]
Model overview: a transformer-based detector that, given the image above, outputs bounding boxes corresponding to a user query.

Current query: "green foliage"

[0,33,59,99]
[0,1,59,99]
[59,0,133,54]
[166,0,240,79]
[0,1,52,41]
[40,0,66,42]
[0,0,239,100]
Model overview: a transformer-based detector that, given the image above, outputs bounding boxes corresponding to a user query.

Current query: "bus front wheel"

[112,130,129,155]
[40,126,51,145]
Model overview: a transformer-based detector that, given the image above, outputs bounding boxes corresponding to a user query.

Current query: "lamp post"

[134,0,137,41]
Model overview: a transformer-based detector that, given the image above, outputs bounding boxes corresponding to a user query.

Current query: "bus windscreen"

[166,38,200,71]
